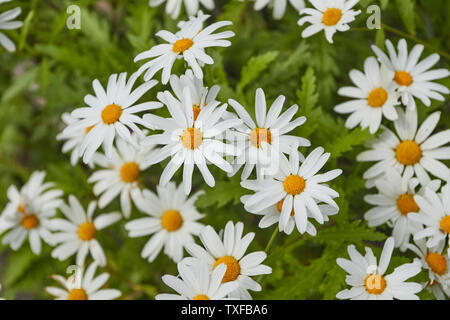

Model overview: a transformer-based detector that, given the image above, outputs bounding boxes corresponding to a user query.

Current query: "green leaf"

[395,0,416,35]
[237,51,279,91]
[195,176,247,209]
[1,67,39,103]
[313,220,387,245]
[375,28,385,49]
[297,67,319,115]
[324,127,373,159]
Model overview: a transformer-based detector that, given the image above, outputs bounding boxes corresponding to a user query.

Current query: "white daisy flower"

[168,69,222,120]
[334,56,400,134]
[241,146,342,234]
[184,221,272,300]
[134,12,234,84]
[56,112,102,167]
[50,195,121,267]
[0,171,63,254]
[88,133,153,219]
[0,1,22,52]
[357,107,450,188]
[62,72,161,164]
[176,10,210,32]
[336,237,423,300]
[149,0,214,19]
[410,184,450,254]
[156,260,239,300]
[124,182,205,263]
[364,168,441,251]
[228,88,310,180]
[405,239,450,300]
[372,39,450,110]
[142,86,242,194]
[242,199,338,236]
[298,0,361,43]
[254,0,305,20]
[46,262,121,300]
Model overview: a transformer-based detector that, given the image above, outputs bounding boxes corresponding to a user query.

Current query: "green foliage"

[395,0,416,35]
[0,0,448,301]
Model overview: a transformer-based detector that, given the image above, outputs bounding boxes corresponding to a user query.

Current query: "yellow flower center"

[395,140,422,166]
[120,162,140,183]
[367,88,388,108]
[193,105,201,122]
[181,128,203,150]
[172,38,194,53]
[277,199,295,216]
[101,104,122,125]
[67,288,88,300]
[440,216,450,234]
[161,210,183,232]
[85,125,95,134]
[364,274,386,295]
[396,194,419,216]
[77,222,97,241]
[426,252,447,276]
[394,71,413,87]
[283,175,306,195]
[249,128,272,148]
[213,256,240,283]
[193,294,210,300]
[21,214,39,230]
[322,8,342,26]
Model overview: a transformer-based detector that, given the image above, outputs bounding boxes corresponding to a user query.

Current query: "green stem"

[256,227,278,283]
[264,226,278,254]
[381,23,450,60]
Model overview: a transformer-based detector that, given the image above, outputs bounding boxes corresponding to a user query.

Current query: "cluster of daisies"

[0,5,346,300]
[151,0,361,44]
[334,38,450,299]
[1,0,449,301]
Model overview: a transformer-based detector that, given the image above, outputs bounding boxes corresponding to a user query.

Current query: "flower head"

[298,0,361,43]
[46,262,121,300]
[134,12,234,84]
[50,195,121,266]
[0,171,63,255]
[156,260,239,300]
[125,182,205,263]
[372,39,450,110]
[336,237,422,300]
[184,221,272,300]
[62,72,161,164]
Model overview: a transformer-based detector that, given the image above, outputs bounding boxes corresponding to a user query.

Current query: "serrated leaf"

[297,67,319,115]
[314,220,387,245]
[237,51,279,91]
[195,176,247,209]
[324,127,373,159]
